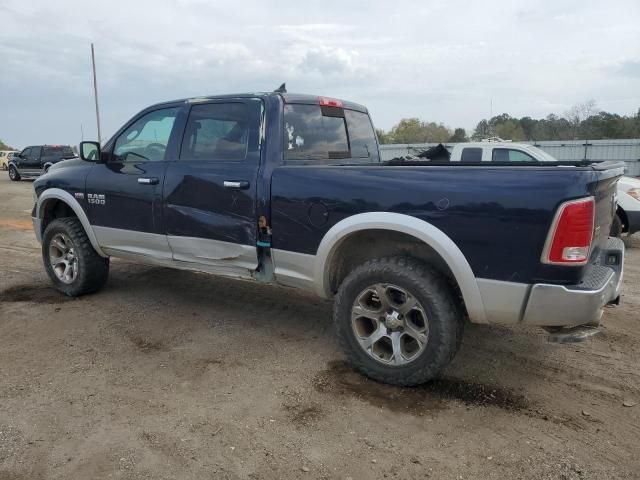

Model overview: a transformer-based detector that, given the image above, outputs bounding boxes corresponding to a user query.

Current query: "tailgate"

[589,161,625,254]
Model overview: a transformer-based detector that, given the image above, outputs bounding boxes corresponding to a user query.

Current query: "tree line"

[376,101,640,144]
[0,139,15,151]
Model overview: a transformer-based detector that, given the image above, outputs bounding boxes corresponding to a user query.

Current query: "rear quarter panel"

[270,165,601,284]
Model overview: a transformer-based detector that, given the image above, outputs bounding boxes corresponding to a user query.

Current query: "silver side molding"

[36,188,108,257]
[94,226,172,260]
[312,212,488,324]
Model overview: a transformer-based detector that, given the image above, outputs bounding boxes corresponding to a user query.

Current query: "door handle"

[223,180,250,189]
[138,177,159,185]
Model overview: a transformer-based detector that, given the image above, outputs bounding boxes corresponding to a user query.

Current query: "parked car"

[8,145,76,181]
[444,141,640,237]
[0,150,16,170]
[31,92,625,385]
[612,175,640,236]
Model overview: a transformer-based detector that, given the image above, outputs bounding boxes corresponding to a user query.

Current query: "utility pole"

[91,43,102,143]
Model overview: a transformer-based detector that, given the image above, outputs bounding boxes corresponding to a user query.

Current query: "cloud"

[617,60,640,78]
[299,46,363,75]
[0,0,639,148]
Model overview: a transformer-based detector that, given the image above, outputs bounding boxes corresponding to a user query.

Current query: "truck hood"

[618,175,640,191]
[46,157,84,172]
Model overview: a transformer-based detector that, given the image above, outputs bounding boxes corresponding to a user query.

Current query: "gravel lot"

[1,173,639,480]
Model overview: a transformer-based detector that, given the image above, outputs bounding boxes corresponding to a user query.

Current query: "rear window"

[460,147,482,162]
[283,104,378,163]
[345,110,379,162]
[43,146,74,158]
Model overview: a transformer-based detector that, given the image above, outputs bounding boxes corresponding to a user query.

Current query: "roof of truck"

[151,92,369,113]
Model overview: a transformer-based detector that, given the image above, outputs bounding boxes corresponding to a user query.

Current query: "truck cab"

[448,141,557,163]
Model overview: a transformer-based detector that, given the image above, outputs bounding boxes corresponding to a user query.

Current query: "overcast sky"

[1,0,639,149]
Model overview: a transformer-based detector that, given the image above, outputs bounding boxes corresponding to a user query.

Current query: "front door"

[163,99,263,277]
[18,146,41,174]
[85,105,182,261]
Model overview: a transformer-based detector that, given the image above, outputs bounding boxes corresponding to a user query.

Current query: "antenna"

[91,43,102,143]
[274,83,287,93]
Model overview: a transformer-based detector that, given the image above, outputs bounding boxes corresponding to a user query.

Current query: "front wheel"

[334,256,463,386]
[42,217,109,296]
[8,165,20,181]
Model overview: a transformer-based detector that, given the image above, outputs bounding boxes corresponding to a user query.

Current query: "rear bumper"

[521,237,624,327]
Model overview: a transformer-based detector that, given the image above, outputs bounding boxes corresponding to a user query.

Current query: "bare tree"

[565,100,599,139]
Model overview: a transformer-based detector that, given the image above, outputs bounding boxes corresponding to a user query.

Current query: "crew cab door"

[162,98,263,277]
[85,105,182,261]
[18,146,41,172]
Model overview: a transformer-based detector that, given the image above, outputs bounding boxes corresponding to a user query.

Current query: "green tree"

[388,118,452,143]
[495,119,525,141]
[472,119,491,140]
[448,128,468,142]
[375,128,391,144]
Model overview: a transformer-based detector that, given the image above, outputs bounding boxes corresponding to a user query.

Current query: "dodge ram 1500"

[32,91,625,385]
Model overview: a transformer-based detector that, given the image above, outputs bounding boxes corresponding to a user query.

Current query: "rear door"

[162,98,263,277]
[85,105,182,261]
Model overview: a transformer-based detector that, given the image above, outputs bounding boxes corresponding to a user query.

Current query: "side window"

[113,107,179,162]
[21,148,31,159]
[492,148,537,162]
[31,147,41,160]
[345,110,379,162]
[283,104,349,162]
[460,147,482,162]
[180,103,249,161]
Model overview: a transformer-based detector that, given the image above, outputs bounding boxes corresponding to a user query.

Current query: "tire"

[8,165,20,181]
[42,217,109,296]
[610,213,623,237]
[334,256,463,386]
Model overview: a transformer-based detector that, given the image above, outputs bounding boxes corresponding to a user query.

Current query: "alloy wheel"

[351,283,429,366]
[49,233,78,284]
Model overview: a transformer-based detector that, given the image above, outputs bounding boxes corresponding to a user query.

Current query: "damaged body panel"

[31,90,626,385]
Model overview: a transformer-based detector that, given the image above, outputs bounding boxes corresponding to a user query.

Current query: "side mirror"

[80,141,101,162]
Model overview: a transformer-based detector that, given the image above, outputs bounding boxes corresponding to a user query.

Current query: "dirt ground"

[0,174,639,480]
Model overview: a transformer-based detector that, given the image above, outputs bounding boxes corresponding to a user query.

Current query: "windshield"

[526,145,557,162]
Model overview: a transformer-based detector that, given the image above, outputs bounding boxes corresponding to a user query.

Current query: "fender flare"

[313,212,487,324]
[36,188,108,257]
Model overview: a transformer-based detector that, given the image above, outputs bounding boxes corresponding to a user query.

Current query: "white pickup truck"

[446,141,640,237]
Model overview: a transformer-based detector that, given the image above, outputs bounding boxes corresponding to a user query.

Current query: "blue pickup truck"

[31,91,625,385]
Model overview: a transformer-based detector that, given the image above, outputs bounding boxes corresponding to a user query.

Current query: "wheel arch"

[313,212,487,324]
[36,188,108,257]
[616,206,629,233]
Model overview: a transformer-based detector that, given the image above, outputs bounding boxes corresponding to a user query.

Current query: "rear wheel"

[8,165,20,181]
[42,217,109,296]
[610,213,623,237]
[334,256,463,386]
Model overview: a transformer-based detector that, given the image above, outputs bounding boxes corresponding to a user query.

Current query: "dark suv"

[8,145,76,181]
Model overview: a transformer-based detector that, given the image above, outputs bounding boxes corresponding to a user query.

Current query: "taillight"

[319,96,343,108]
[541,197,595,265]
